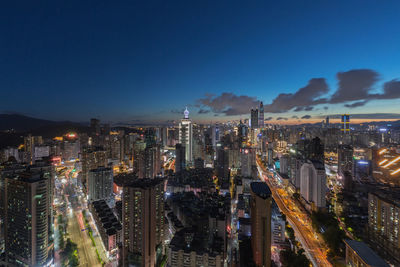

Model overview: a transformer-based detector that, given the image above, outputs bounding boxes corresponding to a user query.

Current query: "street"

[256,158,332,267]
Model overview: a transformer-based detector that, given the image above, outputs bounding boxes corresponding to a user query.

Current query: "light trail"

[382,156,400,168]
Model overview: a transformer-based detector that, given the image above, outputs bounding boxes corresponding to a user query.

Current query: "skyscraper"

[175,143,186,173]
[178,107,193,163]
[300,160,326,210]
[87,167,113,202]
[250,108,259,128]
[341,114,350,133]
[122,177,165,267]
[259,101,264,128]
[4,172,52,266]
[250,182,272,267]
[338,144,353,178]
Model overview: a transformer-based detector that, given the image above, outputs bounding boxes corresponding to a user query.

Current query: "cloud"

[170,109,183,114]
[198,92,260,115]
[196,70,400,117]
[198,109,210,114]
[265,117,273,121]
[322,113,400,120]
[344,100,369,108]
[276,117,288,121]
[263,69,400,112]
[301,115,312,119]
[330,69,379,104]
[264,78,328,113]
[292,115,299,119]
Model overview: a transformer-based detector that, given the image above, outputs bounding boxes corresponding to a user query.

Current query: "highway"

[256,158,332,267]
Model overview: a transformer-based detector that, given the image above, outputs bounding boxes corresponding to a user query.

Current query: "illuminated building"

[24,135,43,163]
[338,144,353,177]
[122,177,165,267]
[300,160,326,210]
[89,200,122,253]
[168,228,224,267]
[178,107,193,163]
[368,189,400,265]
[250,108,259,129]
[344,239,388,267]
[88,167,113,202]
[81,146,108,187]
[3,172,52,266]
[259,101,264,128]
[250,182,271,267]
[341,114,350,133]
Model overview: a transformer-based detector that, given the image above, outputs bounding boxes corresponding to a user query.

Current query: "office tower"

[250,182,272,267]
[87,167,113,202]
[267,143,274,166]
[178,107,193,163]
[143,145,161,178]
[90,118,101,136]
[81,146,108,186]
[341,114,350,133]
[216,147,230,180]
[279,154,289,175]
[133,140,146,177]
[241,147,255,177]
[4,172,52,266]
[300,160,326,209]
[368,190,400,265]
[24,135,43,164]
[122,178,165,267]
[325,116,330,127]
[338,144,353,178]
[259,101,264,128]
[250,108,259,129]
[175,144,186,173]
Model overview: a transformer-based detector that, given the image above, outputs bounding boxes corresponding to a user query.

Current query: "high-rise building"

[325,116,330,127]
[341,114,350,133]
[344,240,389,267]
[143,145,161,178]
[90,118,101,136]
[175,143,186,173]
[338,144,353,178]
[250,182,272,267]
[250,108,259,129]
[87,167,113,202]
[122,177,165,267]
[81,146,108,186]
[4,172,52,266]
[368,189,400,265]
[179,107,193,163]
[300,160,326,210]
[259,101,264,128]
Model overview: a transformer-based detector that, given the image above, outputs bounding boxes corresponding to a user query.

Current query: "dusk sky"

[2,1,400,124]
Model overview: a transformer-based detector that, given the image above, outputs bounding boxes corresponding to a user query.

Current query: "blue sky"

[1,1,400,123]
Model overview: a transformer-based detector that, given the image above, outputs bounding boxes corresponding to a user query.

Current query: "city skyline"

[2,1,400,123]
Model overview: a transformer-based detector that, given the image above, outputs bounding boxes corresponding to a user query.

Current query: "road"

[256,159,332,267]
[67,209,102,267]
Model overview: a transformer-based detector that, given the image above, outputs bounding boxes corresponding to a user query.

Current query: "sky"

[1,1,400,124]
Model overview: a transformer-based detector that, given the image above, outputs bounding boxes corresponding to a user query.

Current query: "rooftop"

[344,240,389,267]
[250,182,271,199]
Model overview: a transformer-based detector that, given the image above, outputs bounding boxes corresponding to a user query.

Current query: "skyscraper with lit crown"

[179,107,193,163]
